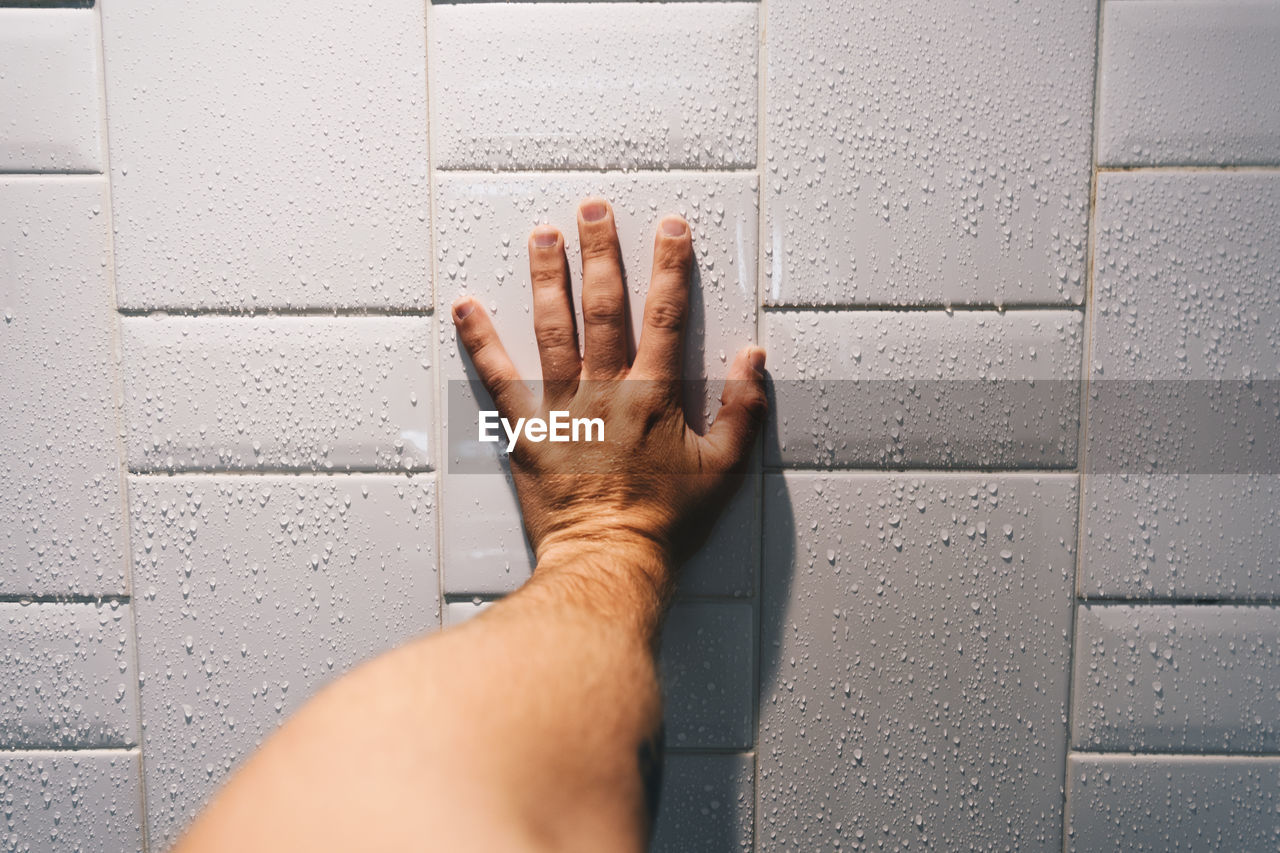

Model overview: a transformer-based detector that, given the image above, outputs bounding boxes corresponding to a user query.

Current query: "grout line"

[0,594,130,604]
[663,745,759,757]
[751,0,767,848]
[0,748,143,757]
[116,306,433,318]
[1063,5,1105,850]
[1096,164,1280,173]
[762,302,1086,313]
[763,464,1079,474]
[0,169,103,177]
[424,0,448,636]
[1067,750,1280,761]
[434,166,759,177]
[88,2,151,849]
[1079,598,1280,608]
[128,468,435,477]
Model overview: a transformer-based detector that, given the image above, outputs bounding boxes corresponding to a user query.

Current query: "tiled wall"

[2,1,1277,851]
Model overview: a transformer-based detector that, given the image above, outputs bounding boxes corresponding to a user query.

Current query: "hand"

[451,197,767,593]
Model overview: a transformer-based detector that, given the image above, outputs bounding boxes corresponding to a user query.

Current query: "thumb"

[703,346,768,472]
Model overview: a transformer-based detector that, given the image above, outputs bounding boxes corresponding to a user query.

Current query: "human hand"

[451,198,766,591]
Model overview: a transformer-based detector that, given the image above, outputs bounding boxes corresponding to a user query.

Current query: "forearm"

[174,540,672,853]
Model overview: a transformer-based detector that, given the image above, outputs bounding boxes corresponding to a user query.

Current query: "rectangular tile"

[0,750,143,853]
[0,602,137,749]
[1098,2,1280,166]
[758,472,1077,850]
[121,317,432,472]
[652,752,754,853]
[1084,172,1280,601]
[100,0,430,310]
[0,177,126,596]
[1072,604,1280,753]
[130,473,439,845]
[764,0,1093,305]
[1067,754,1280,853]
[436,173,758,597]
[764,310,1083,468]
[429,3,757,170]
[658,601,754,750]
[0,8,103,172]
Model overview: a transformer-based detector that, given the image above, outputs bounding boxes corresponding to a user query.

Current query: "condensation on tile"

[130,473,439,845]
[0,602,137,749]
[764,310,1083,469]
[0,750,143,853]
[1091,172,1280,380]
[435,173,757,597]
[652,752,754,853]
[758,472,1077,850]
[1067,754,1280,852]
[1072,604,1280,753]
[1098,2,1280,166]
[765,0,1094,305]
[430,3,757,170]
[1,177,126,596]
[659,601,754,750]
[121,317,432,472]
[0,8,103,172]
[101,0,430,310]
[1082,474,1280,601]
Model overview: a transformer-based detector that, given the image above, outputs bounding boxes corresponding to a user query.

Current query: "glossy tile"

[0,750,143,853]
[121,317,433,472]
[0,602,137,749]
[758,472,1077,850]
[652,752,754,853]
[0,8,103,172]
[659,601,754,750]
[1067,754,1280,852]
[0,177,125,596]
[436,173,757,597]
[765,0,1093,305]
[1098,2,1280,166]
[430,3,757,170]
[101,0,430,310]
[130,473,438,844]
[764,310,1083,469]
[1072,604,1280,753]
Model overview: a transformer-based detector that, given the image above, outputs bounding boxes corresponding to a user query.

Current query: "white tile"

[0,750,143,853]
[764,310,1083,468]
[436,173,757,597]
[429,3,757,170]
[651,752,754,853]
[1067,754,1280,853]
[1084,173,1280,601]
[100,0,430,310]
[121,317,433,472]
[0,9,103,173]
[764,0,1093,305]
[442,598,494,629]
[758,472,1077,850]
[1091,172,1280,381]
[130,473,439,845]
[1098,2,1280,166]
[658,601,754,750]
[1072,604,1280,753]
[0,603,137,749]
[0,177,126,596]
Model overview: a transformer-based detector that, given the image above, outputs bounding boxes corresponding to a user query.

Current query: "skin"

[174,198,768,853]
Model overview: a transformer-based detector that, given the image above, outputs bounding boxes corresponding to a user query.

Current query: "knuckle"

[582,297,625,327]
[655,239,693,273]
[530,262,565,290]
[534,322,578,353]
[645,298,686,333]
[580,237,619,264]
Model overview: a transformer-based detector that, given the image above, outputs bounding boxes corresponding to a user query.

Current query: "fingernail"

[453,298,474,322]
[661,216,687,238]
[748,347,766,373]
[532,226,558,248]
[580,199,608,222]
